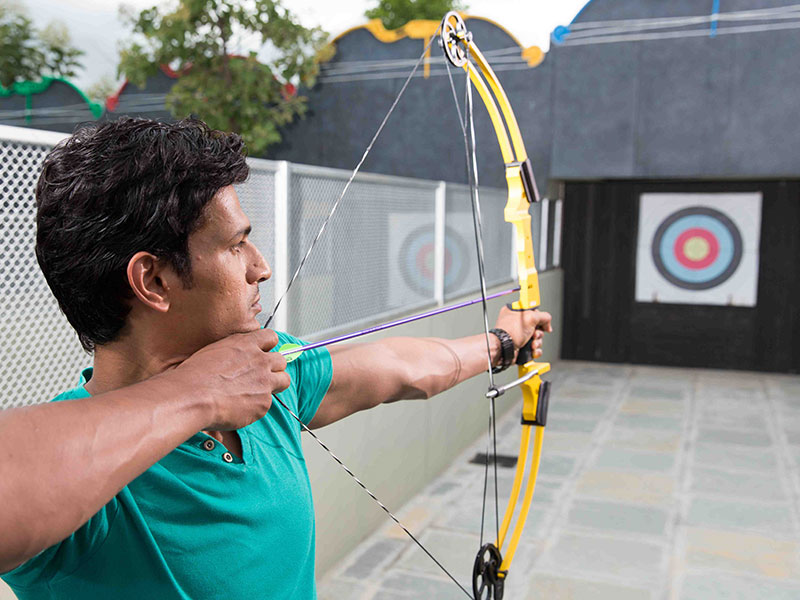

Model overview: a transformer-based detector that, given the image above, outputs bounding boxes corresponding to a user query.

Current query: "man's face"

[166,186,270,351]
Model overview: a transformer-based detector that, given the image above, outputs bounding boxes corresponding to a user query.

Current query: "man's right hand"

[172,328,291,431]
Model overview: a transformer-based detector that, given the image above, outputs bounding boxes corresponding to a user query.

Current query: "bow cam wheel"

[472,543,505,599]
[441,11,470,67]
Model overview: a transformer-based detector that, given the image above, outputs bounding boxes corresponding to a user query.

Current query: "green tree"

[0,2,84,89]
[365,0,468,30]
[118,0,331,154]
[86,75,117,104]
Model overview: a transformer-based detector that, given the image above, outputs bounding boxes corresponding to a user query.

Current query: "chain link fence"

[0,125,560,409]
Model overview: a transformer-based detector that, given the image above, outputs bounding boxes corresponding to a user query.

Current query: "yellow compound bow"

[441,12,552,599]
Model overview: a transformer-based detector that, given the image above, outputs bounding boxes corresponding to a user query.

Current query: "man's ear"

[127,252,173,313]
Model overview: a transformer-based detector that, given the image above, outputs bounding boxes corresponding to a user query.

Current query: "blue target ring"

[651,206,743,290]
[399,225,468,296]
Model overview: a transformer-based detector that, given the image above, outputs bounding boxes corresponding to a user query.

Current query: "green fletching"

[280,343,304,363]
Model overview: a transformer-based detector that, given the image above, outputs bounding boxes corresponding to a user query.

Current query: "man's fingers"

[245,327,280,351]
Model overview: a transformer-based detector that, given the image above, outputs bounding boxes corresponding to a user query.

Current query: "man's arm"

[0,328,290,574]
[309,308,552,429]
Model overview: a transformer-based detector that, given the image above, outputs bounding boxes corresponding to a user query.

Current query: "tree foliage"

[0,2,84,89]
[118,0,331,154]
[365,0,468,30]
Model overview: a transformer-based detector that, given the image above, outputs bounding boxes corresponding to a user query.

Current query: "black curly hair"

[35,117,250,352]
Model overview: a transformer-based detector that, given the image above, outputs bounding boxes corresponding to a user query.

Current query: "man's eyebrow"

[228,225,252,242]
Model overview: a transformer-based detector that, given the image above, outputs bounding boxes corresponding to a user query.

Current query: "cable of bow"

[440,12,553,600]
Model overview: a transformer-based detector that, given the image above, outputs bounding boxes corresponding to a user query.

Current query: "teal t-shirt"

[2,332,333,600]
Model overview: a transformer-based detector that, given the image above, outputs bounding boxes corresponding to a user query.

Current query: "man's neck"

[86,341,185,396]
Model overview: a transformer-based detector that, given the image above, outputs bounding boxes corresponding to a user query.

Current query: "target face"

[651,206,743,290]
[399,225,468,296]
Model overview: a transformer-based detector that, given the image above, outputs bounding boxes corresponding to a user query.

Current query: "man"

[0,117,551,599]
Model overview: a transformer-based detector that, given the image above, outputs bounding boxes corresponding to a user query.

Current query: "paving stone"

[430,481,462,496]
[594,447,675,472]
[697,411,768,431]
[684,527,800,578]
[576,469,675,506]
[546,418,598,434]
[539,454,577,478]
[542,533,664,584]
[679,572,800,600]
[693,442,778,472]
[615,414,683,431]
[686,498,796,536]
[568,499,668,536]
[549,400,608,418]
[784,429,800,445]
[691,466,787,501]
[396,529,479,580]
[697,427,773,448]
[788,445,800,468]
[628,385,686,400]
[607,427,682,453]
[343,538,409,579]
[385,505,432,540]
[318,578,369,600]
[524,573,652,600]
[379,571,467,600]
[542,431,594,454]
[555,385,609,400]
[621,399,684,416]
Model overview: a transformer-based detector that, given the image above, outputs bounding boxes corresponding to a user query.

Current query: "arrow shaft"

[280,287,519,357]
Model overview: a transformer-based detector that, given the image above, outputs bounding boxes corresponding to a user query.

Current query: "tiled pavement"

[317,361,800,600]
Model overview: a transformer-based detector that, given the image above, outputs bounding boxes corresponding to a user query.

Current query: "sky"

[21,0,589,92]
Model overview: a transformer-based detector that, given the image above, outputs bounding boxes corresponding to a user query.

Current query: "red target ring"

[673,227,719,270]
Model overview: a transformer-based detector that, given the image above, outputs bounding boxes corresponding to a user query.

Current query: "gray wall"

[549,0,800,181]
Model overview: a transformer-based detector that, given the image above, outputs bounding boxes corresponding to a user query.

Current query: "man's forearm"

[0,373,211,573]
[387,334,502,399]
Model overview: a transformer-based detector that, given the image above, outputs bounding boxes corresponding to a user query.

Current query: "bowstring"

[443,45,501,548]
[264,25,475,599]
[264,30,439,329]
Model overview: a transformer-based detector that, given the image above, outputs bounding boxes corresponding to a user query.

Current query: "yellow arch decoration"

[329,15,544,78]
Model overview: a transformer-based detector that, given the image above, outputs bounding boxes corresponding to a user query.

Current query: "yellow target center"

[683,236,710,261]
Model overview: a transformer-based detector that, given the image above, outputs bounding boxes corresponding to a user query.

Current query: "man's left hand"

[494,306,553,361]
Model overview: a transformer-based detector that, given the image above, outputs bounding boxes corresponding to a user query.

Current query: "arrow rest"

[473,543,506,599]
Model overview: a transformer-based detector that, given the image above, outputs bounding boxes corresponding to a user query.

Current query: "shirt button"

[222,452,234,463]
[203,439,216,451]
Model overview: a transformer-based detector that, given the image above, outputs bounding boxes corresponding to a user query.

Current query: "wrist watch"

[489,328,515,373]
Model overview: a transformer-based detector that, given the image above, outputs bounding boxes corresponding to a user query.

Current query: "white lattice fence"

[0,127,86,409]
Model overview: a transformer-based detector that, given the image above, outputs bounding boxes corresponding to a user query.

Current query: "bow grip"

[506,302,540,365]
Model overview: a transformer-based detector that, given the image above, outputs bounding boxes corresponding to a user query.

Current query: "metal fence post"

[273,161,290,331]
[539,198,550,272]
[434,181,446,306]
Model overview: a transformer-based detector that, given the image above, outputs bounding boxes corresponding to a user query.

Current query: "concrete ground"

[317,361,800,600]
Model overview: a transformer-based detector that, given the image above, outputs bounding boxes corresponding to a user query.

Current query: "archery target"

[388,213,476,308]
[636,193,761,306]
[398,225,469,296]
[651,207,742,290]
